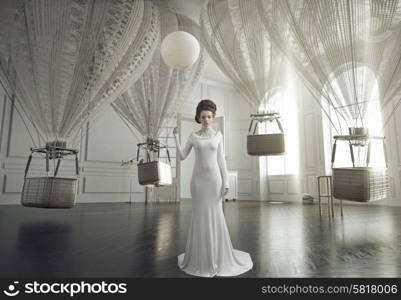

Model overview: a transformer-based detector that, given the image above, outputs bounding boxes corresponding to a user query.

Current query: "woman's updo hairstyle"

[195,99,217,124]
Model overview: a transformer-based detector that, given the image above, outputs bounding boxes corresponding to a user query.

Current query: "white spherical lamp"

[161,31,200,70]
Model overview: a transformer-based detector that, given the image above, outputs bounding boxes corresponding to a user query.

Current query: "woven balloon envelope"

[0,0,160,207]
[112,3,205,189]
[201,0,288,157]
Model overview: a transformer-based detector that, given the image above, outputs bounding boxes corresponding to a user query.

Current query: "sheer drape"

[0,0,159,145]
[257,0,401,132]
[200,0,286,112]
[111,3,205,140]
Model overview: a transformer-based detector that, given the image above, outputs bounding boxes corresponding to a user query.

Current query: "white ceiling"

[166,0,233,85]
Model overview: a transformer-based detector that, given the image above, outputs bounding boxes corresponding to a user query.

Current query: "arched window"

[322,65,386,172]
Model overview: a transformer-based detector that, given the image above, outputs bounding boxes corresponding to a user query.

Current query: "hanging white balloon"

[113,8,205,141]
[200,0,287,157]
[161,31,200,70]
[112,5,205,188]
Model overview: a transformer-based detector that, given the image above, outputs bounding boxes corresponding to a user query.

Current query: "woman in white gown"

[173,99,253,277]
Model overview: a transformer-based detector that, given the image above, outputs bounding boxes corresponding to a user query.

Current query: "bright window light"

[259,87,300,176]
[322,66,386,171]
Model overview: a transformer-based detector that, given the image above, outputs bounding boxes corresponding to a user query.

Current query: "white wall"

[2,74,400,205]
[297,79,401,206]
[0,89,145,204]
[297,81,327,199]
[374,96,401,206]
[0,78,260,205]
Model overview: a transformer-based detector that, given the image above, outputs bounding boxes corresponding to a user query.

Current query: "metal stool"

[317,175,334,217]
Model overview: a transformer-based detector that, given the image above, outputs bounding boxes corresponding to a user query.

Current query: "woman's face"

[199,110,214,127]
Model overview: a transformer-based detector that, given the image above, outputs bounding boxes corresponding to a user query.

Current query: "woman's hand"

[224,188,229,196]
[173,127,178,136]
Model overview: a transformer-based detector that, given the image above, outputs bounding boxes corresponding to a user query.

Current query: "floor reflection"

[0,201,400,277]
[17,221,73,277]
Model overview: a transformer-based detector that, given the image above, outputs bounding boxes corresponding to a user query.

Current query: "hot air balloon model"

[201,0,287,156]
[247,112,285,156]
[257,0,395,202]
[112,2,205,195]
[136,137,172,187]
[330,129,389,203]
[21,141,79,208]
[0,0,160,208]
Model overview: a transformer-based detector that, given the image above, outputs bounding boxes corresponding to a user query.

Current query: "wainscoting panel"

[85,107,139,163]
[3,173,24,193]
[83,175,141,193]
[306,175,318,196]
[287,179,301,194]
[207,85,226,118]
[268,180,285,194]
[303,113,318,170]
[7,105,35,158]
[393,104,401,167]
[229,129,251,170]
[238,179,252,195]
[0,93,6,153]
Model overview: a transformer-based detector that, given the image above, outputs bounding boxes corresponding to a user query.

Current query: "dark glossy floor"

[0,200,401,278]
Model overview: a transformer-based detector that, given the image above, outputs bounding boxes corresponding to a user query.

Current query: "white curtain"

[0,0,160,146]
[200,0,286,113]
[257,0,401,132]
[111,2,205,140]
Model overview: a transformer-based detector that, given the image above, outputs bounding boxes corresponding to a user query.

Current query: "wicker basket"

[247,133,285,156]
[21,177,77,208]
[138,161,172,186]
[332,167,389,202]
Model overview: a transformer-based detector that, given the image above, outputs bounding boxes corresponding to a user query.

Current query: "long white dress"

[175,129,253,277]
